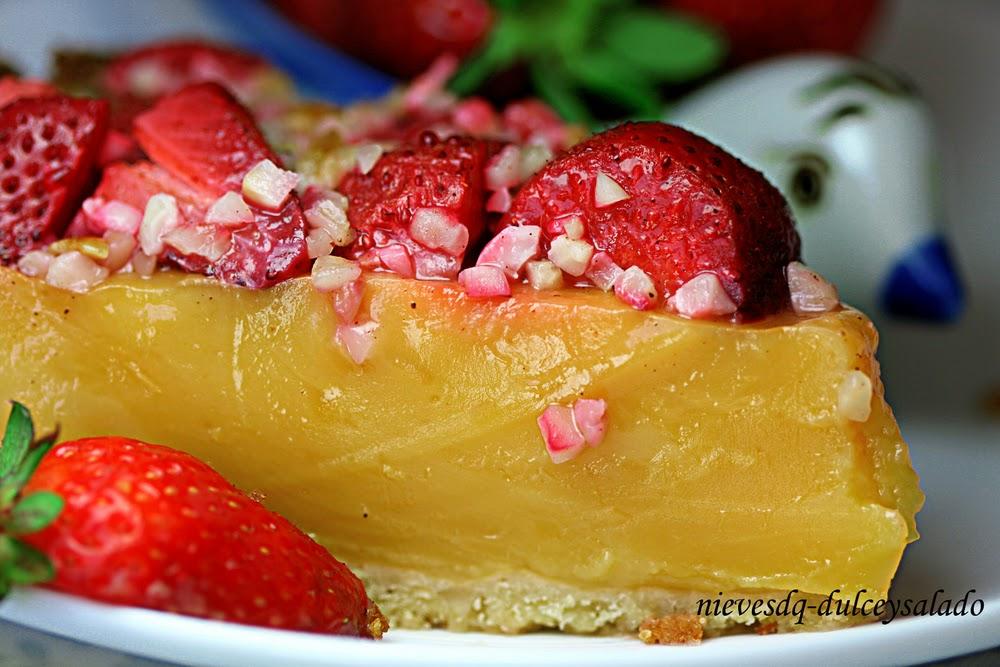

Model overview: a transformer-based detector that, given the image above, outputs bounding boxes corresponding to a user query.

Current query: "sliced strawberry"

[0,77,58,110]
[503,122,801,318]
[128,84,310,288]
[133,82,279,195]
[0,96,108,263]
[337,132,493,279]
[103,40,270,101]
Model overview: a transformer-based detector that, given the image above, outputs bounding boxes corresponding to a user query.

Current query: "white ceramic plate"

[1,418,997,667]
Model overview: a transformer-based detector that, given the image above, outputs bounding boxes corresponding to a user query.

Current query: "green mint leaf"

[449,14,524,94]
[530,60,593,125]
[1,537,55,586]
[8,491,63,536]
[0,402,33,478]
[564,52,662,117]
[602,10,725,82]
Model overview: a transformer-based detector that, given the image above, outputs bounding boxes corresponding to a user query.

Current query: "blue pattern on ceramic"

[882,235,964,322]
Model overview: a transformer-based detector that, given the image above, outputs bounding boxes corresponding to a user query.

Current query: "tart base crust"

[359,565,869,636]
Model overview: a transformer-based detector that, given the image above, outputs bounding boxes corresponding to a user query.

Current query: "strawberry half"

[337,132,493,279]
[134,82,277,195]
[130,83,310,288]
[503,122,801,319]
[0,95,109,264]
[0,403,386,638]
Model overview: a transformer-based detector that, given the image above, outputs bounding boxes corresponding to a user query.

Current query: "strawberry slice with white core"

[537,405,586,464]
[242,159,299,211]
[332,279,365,323]
[786,261,839,315]
[409,207,469,257]
[311,255,362,292]
[614,265,658,310]
[375,244,415,278]
[594,171,629,208]
[45,250,109,293]
[205,191,253,226]
[138,193,179,256]
[586,251,624,291]
[458,264,510,298]
[337,321,379,365]
[485,144,522,191]
[162,225,231,262]
[668,273,738,319]
[525,260,563,290]
[485,187,511,213]
[573,398,608,447]
[547,234,593,277]
[476,225,541,278]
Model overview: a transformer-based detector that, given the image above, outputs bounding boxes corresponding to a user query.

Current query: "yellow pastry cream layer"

[0,269,923,634]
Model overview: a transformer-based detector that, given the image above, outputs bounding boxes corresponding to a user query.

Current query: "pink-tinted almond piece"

[458,265,511,298]
[669,272,737,319]
[573,398,607,447]
[787,261,839,314]
[476,225,541,278]
[337,321,378,365]
[376,244,416,278]
[537,405,586,464]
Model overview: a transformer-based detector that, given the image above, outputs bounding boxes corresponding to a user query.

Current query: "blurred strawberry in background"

[667,0,882,64]
[273,0,493,78]
[269,0,882,126]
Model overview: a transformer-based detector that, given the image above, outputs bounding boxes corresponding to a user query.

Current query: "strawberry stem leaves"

[0,401,61,594]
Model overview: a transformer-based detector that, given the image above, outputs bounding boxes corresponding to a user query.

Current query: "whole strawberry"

[503,121,801,319]
[0,403,386,638]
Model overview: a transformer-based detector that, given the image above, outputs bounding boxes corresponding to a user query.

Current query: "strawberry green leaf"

[8,491,63,536]
[602,10,725,82]
[0,402,33,478]
[7,431,57,492]
[0,537,55,586]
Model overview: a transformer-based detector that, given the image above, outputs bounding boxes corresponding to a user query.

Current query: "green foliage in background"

[450,0,726,125]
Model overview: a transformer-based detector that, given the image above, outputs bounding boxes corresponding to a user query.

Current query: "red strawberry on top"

[337,131,493,279]
[0,403,386,638]
[0,77,57,111]
[126,83,310,288]
[503,122,800,319]
[104,40,269,98]
[133,82,278,195]
[0,95,109,264]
